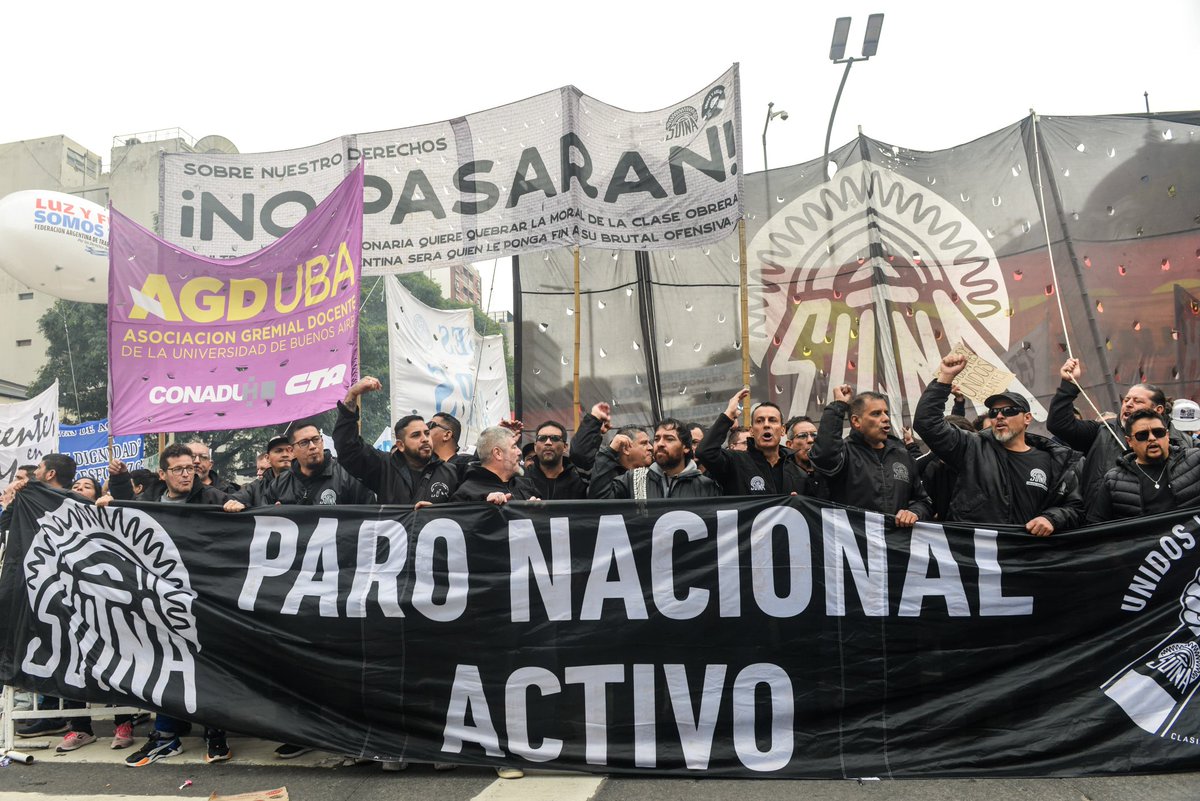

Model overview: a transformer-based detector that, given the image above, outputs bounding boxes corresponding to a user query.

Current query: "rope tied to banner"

[1030,111,1127,452]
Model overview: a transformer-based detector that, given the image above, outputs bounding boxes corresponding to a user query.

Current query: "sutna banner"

[107,166,364,436]
[3,483,1200,777]
[158,67,742,273]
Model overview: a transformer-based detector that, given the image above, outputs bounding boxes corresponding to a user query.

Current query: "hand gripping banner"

[107,166,363,435]
[4,483,1200,777]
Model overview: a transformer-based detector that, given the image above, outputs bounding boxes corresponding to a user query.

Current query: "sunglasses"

[536,434,564,443]
[1131,427,1169,442]
[987,406,1024,419]
[427,422,448,432]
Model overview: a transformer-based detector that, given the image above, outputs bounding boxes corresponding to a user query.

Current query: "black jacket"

[263,452,376,506]
[204,469,241,496]
[698,412,812,496]
[527,461,589,500]
[1088,448,1200,524]
[108,471,227,504]
[917,453,957,521]
[451,466,538,502]
[1047,378,1194,505]
[229,472,287,507]
[588,447,720,499]
[333,402,458,505]
[810,400,933,519]
[914,380,1084,529]
[569,413,605,473]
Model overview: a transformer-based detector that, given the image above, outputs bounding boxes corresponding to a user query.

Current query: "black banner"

[4,483,1200,777]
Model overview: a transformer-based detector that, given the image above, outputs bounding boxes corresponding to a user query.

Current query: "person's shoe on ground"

[433,762,458,770]
[496,766,525,779]
[381,760,408,771]
[16,718,67,738]
[55,731,97,752]
[274,743,314,759]
[111,721,135,749]
[204,730,231,764]
[125,734,183,767]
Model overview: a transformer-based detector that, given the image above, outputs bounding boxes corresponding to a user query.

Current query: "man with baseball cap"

[913,353,1084,535]
[229,434,294,507]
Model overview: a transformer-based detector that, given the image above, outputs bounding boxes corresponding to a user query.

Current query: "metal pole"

[738,219,751,427]
[572,247,581,432]
[823,59,855,181]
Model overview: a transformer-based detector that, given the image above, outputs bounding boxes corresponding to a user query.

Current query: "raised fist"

[833,384,853,404]
[938,354,968,383]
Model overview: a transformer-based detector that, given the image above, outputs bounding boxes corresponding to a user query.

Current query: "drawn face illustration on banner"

[21,501,200,713]
[748,165,1044,420]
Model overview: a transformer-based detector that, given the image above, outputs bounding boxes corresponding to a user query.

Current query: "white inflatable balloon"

[0,190,109,303]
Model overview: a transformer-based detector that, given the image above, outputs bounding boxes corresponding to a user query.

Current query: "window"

[16,339,32,347]
[18,292,33,301]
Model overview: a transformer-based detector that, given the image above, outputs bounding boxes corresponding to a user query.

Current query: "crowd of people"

[5,356,1200,770]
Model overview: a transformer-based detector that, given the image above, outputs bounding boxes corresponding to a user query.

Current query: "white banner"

[0,382,59,484]
[159,66,742,272]
[385,280,510,446]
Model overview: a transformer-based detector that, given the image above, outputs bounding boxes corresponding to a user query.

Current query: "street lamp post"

[823,13,884,181]
[762,102,788,220]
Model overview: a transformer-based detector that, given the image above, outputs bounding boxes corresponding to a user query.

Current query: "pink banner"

[107,166,363,435]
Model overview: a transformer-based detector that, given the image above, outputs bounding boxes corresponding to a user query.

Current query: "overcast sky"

[3,0,1196,311]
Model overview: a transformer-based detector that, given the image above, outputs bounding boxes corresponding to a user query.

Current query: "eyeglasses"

[293,436,323,449]
[1132,427,1169,442]
[987,406,1023,419]
[165,465,196,476]
[790,432,815,440]
[536,434,564,443]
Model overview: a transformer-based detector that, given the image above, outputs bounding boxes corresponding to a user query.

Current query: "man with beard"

[590,418,718,499]
[915,354,1083,534]
[1048,357,1190,504]
[699,388,810,496]
[228,435,293,508]
[262,421,376,506]
[785,415,826,499]
[1088,410,1200,523]
[811,386,931,526]
[526,421,588,499]
[334,376,459,506]
[452,426,538,506]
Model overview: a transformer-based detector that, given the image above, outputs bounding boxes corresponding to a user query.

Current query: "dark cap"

[266,434,291,451]
[983,390,1031,414]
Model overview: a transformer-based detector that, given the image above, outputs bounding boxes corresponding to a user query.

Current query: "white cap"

[1173,399,1200,432]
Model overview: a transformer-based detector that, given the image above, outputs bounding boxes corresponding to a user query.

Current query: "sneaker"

[16,718,67,738]
[111,722,135,749]
[274,743,313,759]
[125,735,183,767]
[496,766,525,779]
[204,734,232,764]
[55,731,97,752]
[381,760,408,771]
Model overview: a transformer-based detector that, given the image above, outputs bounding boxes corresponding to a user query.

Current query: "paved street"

[3,734,1200,801]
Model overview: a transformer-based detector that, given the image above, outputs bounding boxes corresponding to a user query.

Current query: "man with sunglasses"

[914,354,1083,535]
[1048,357,1190,505]
[333,376,459,506]
[428,413,475,474]
[811,386,931,525]
[1088,410,1200,523]
[526,421,588,500]
[784,416,825,498]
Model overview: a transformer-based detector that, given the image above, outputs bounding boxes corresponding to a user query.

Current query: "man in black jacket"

[229,435,293,508]
[589,417,719,499]
[98,443,231,765]
[785,416,827,499]
[1048,357,1186,505]
[262,420,376,507]
[334,376,458,506]
[699,388,810,496]
[914,354,1084,534]
[452,426,538,504]
[527,420,588,500]
[1088,410,1200,523]
[811,385,932,525]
